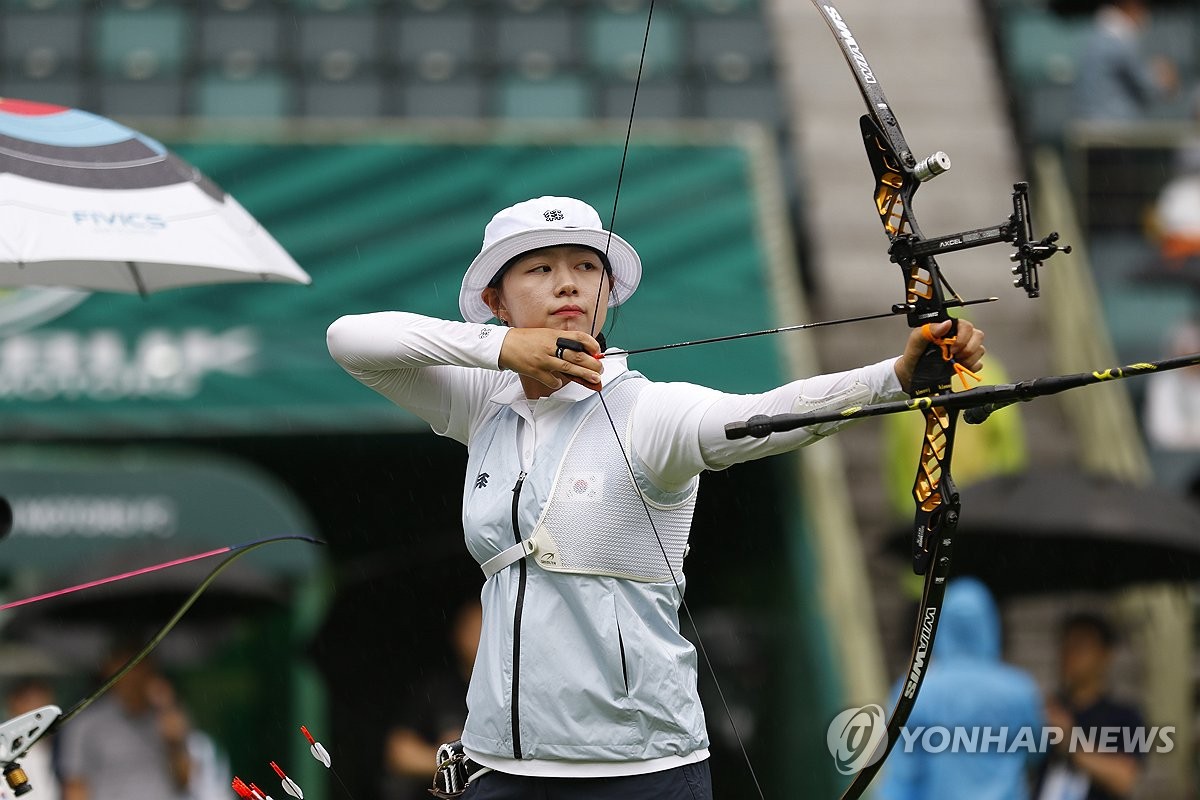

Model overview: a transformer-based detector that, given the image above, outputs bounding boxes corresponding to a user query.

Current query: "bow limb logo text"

[822,6,878,85]
[903,608,937,699]
[827,704,888,775]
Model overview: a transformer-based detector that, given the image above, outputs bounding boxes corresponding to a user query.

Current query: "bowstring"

[589,3,765,797]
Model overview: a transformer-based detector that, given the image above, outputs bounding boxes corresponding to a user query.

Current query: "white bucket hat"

[459,196,642,323]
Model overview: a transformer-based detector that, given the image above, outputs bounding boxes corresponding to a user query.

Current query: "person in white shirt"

[327,196,986,800]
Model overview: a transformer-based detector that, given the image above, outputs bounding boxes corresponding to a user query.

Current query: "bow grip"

[910,317,958,398]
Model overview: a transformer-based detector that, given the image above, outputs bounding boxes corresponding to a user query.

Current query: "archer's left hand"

[894,319,986,394]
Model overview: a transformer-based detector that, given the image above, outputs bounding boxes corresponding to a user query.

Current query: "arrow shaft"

[608,297,997,358]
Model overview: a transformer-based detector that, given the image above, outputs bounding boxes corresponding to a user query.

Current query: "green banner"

[0,139,788,436]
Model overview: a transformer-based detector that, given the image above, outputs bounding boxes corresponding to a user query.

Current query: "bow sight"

[856,107,1071,322]
[884,174,1072,303]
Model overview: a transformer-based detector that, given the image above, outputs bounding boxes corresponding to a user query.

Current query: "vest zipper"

[510,470,528,760]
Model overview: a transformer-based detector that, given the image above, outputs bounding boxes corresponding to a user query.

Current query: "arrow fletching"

[249,783,274,800]
[232,778,254,799]
[301,725,332,768]
[270,762,304,800]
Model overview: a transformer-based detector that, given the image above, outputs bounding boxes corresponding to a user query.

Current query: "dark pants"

[464,761,712,800]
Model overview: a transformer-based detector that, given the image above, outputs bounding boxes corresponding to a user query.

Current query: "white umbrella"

[0,98,311,294]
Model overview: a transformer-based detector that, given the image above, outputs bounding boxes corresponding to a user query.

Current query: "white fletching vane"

[310,742,331,769]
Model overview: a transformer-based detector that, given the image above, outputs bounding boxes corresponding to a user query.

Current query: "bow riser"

[859,117,952,328]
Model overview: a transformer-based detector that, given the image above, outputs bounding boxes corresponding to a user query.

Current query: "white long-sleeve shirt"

[327,311,905,491]
[328,311,906,778]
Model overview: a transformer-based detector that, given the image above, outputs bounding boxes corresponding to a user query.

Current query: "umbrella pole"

[125,262,148,298]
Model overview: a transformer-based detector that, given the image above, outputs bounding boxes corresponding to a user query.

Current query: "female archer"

[327,196,985,800]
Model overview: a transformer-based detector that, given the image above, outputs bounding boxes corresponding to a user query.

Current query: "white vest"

[470,372,696,583]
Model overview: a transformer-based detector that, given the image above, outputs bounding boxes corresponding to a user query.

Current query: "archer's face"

[482,245,610,333]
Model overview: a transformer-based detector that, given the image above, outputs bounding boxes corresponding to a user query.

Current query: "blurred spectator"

[1151,91,1200,270]
[1073,0,1177,121]
[1,677,60,800]
[1143,319,1200,450]
[877,578,1044,800]
[1034,612,1145,800]
[58,640,197,800]
[172,680,229,800]
[383,600,482,800]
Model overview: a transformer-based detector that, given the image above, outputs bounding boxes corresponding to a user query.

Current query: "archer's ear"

[481,287,506,324]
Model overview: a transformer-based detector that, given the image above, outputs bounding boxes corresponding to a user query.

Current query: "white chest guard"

[479,375,697,583]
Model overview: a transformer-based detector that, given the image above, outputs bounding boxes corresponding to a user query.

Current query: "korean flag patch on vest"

[561,473,605,502]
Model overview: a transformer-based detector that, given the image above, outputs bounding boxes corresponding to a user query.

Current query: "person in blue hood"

[877,577,1044,800]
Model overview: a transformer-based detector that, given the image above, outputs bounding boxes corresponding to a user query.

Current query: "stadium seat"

[698,80,781,124]
[295,12,381,81]
[689,15,771,81]
[585,8,683,80]
[194,0,272,13]
[397,0,473,11]
[289,0,373,13]
[399,77,487,118]
[497,74,591,119]
[301,77,389,117]
[198,13,282,77]
[599,79,687,119]
[393,12,480,80]
[1149,9,1196,78]
[0,13,84,79]
[596,0,649,14]
[96,79,186,116]
[492,0,553,12]
[677,0,758,14]
[495,11,576,77]
[95,8,188,79]
[1003,9,1089,88]
[194,71,291,117]
[0,0,84,11]
[0,77,83,107]
[1023,83,1075,144]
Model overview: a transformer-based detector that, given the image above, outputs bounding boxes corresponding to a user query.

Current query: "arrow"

[232,777,273,800]
[592,297,998,359]
[300,725,330,769]
[270,762,303,799]
[300,725,357,800]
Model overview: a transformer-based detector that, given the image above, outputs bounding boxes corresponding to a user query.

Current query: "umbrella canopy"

[884,469,1200,594]
[0,98,310,294]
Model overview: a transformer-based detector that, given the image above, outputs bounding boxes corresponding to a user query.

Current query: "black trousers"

[464,761,712,800]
